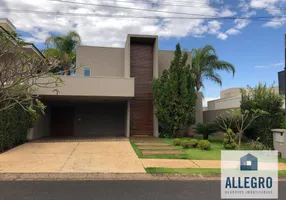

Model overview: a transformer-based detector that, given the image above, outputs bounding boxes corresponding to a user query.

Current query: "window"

[84,67,91,77]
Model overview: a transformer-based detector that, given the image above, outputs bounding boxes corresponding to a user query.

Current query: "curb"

[1,173,286,181]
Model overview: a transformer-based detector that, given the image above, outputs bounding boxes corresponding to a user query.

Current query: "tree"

[0,30,61,113]
[152,43,196,138]
[44,31,81,75]
[217,109,267,148]
[194,123,217,140]
[240,83,284,148]
[191,45,235,92]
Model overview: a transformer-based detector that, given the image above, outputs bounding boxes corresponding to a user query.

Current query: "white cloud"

[254,62,284,68]
[263,17,286,28]
[217,32,228,40]
[0,0,231,46]
[225,28,240,35]
[203,97,220,107]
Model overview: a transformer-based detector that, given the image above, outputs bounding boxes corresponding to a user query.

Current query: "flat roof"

[0,18,16,31]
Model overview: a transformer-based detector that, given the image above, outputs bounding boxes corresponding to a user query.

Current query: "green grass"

[130,135,286,163]
[145,168,286,176]
[145,167,220,175]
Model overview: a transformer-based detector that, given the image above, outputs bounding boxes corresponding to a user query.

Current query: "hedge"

[0,105,31,152]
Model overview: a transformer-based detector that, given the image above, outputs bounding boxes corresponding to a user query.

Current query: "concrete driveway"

[0,139,145,173]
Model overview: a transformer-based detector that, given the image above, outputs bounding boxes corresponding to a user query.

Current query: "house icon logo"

[240,153,258,171]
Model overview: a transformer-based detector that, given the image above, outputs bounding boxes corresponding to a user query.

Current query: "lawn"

[145,168,286,176]
[131,135,286,163]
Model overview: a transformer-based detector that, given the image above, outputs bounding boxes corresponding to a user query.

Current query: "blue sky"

[1,0,286,104]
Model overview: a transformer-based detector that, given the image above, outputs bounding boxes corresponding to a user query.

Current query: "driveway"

[0,139,145,173]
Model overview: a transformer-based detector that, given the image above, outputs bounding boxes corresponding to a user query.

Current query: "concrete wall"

[36,76,135,98]
[158,50,174,76]
[27,106,51,140]
[207,96,241,111]
[73,102,126,137]
[220,88,242,99]
[272,129,286,158]
[76,46,125,77]
[203,108,234,124]
[195,92,203,124]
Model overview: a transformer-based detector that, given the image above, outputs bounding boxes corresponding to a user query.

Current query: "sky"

[1,0,286,106]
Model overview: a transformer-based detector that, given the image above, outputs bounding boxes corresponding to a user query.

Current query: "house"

[203,86,281,123]
[240,153,258,171]
[14,31,203,139]
[0,18,45,59]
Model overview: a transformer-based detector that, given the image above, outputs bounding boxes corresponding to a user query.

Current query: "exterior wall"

[73,102,126,137]
[203,108,234,124]
[27,106,51,140]
[158,50,174,76]
[207,96,241,111]
[272,130,286,158]
[36,76,135,97]
[76,46,125,77]
[220,88,242,99]
[195,92,203,124]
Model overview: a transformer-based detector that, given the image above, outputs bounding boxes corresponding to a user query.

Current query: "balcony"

[35,75,135,98]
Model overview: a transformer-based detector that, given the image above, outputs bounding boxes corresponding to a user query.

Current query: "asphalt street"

[0,180,285,200]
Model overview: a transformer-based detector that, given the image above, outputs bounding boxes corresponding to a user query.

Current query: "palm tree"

[44,31,81,75]
[190,45,235,92]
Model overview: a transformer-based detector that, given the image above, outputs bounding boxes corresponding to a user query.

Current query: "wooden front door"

[130,42,154,136]
[50,106,74,137]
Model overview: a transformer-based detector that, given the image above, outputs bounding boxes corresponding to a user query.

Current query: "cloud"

[254,62,284,68]
[263,17,286,28]
[203,97,220,107]
[0,0,232,47]
[225,28,240,35]
[217,32,228,40]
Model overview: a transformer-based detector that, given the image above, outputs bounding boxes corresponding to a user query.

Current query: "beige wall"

[158,50,174,76]
[195,92,203,124]
[36,76,135,98]
[208,96,241,111]
[220,88,242,99]
[76,46,125,77]
[203,108,234,124]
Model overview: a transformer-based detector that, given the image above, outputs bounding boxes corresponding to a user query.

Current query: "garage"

[50,101,127,137]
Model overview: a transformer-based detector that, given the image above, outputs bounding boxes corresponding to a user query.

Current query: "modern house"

[8,30,201,139]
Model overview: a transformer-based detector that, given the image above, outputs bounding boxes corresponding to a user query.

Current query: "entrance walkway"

[0,139,145,173]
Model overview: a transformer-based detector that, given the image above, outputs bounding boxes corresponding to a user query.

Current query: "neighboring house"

[0,18,45,59]
[20,31,203,139]
[203,86,281,123]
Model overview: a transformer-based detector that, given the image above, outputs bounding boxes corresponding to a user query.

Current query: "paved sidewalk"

[140,159,286,170]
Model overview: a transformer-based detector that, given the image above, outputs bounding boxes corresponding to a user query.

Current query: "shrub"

[0,105,35,152]
[198,140,211,150]
[181,140,192,149]
[194,123,218,140]
[223,129,237,150]
[245,138,270,150]
[241,83,284,148]
[173,138,182,146]
[189,139,199,148]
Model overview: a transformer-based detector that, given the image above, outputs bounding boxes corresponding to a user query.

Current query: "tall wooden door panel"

[130,42,154,136]
[50,106,74,137]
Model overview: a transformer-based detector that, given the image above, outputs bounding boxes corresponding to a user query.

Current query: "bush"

[241,83,284,148]
[198,140,211,150]
[181,140,192,149]
[245,138,270,150]
[223,129,237,150]
[173,138,182,146]
[194,123,218,140]
[190,139,199,148]
[0,105,35,152]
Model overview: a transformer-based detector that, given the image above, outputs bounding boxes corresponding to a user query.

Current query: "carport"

[28,96,129,140]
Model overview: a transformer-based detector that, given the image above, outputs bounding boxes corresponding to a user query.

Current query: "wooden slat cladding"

[130,42,154,136]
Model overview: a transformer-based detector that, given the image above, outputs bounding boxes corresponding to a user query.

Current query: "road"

[0,180,285,200]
